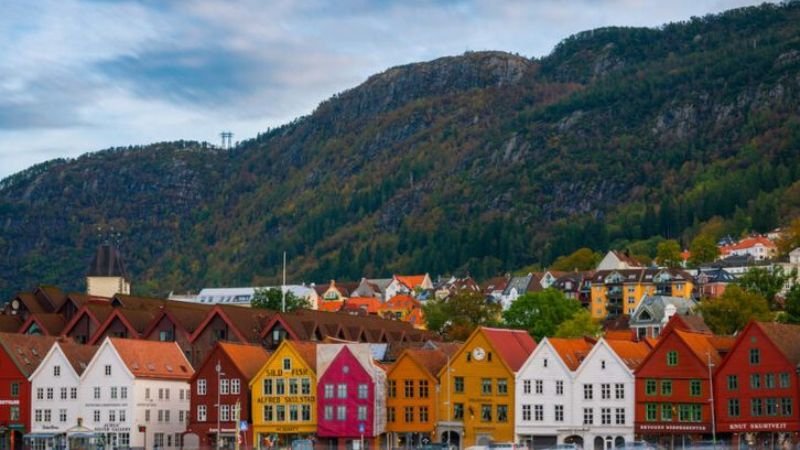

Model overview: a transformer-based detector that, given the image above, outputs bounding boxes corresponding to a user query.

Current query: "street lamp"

[216,361,226,450]
[706,352,717,450]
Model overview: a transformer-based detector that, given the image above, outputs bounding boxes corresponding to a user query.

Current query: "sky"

[0,0,772,179]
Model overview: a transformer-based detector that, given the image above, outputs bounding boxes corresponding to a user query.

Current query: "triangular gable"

[633,324,717,376]
[437,327,519,379]
[714,321,799,378]
[516,337,575,380]
[141,309,191,341]
[60,305,102,337]
[188,306,249,343]
[259,314,301,341]
[78,337,135,382]
[19,315,50,336]
[572,338,636,380]
[88,309,140,344]
[387,349,438,381]
[248,340,316,388]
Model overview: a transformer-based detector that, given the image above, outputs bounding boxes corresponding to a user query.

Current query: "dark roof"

[756,322,800,367]
[482,327,537,372]
[0,315,22,332]
[87,244,128,277]
[0,333,60,377]
[59,342,99,375]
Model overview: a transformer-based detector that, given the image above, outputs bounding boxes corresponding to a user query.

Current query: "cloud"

[0,0,775,179]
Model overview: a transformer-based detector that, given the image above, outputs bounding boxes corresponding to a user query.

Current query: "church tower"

[86,243,131,297]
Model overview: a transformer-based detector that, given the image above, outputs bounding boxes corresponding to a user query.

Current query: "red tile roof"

[58,342,99,375]
[605,339,651,370]
[317,301,344,312]
[110,338,194,380]
[482,327,537,372]
[401,348,452,377]
[755,321,800,366]
[549,337,594,371]
[20,313,66,336]
[218,342,271,380]
[384,295,421,310]
[395,275,427,289]
[720,236,777,254]
[0,332,60,377]
[344,297,383,314]
[288,341,318,371]
[0,315,22,333]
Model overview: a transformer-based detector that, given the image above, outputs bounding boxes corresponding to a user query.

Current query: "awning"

[24,433,57,439]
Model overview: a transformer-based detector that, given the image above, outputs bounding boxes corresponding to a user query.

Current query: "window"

[615,408,625,425]
[289,379,298,395]
[659,380,672,396]
[220,405,230,421]
[53,365,61,377]
[263,379,274,396]
[615,383,624,399]
[231,379,241,394]
[555,404,564,422]
[601,383,610,399]
[336,405,346,421]
[283,358,292,370]
[543,358,548,367]
[220,379,229,395]
[727,375,738,390]
[766,373,775,389]
[481,378,492,395]
[154,433,164,450]
[324,406,332,421]
[197,405,205,422]
[678,404,702,422]
[645,379,656,395]
[419,380,429,398]
[751,374,761,389]
[46,388,53,400]
[523,380,531,394]
[498,378,508,395]
[60,387,67,400]
[535,379,543,394]
[454,403,464,420]
[687,379,701,397]
[157,410,164,422]
[405,380,415,398]
[358,383,368,399]
[750,348,760,365]
[454,377,464,393]
[358,406,367,421]
[646,404,657,421]
[387,407,395,423]
[70,387,78,399]
[601,407,611,425]
[523,405,531,421]
[780,373,791,388]
[36,388,43,400]
[301,378,311,395]
[56,408,66,423]
[481,404,492,422]
[661,404,673,421]
[534,405,543,421]
[276,379,285,395]
[497,404,508,422]
[9,406,19,421]
[146,388,151,399]
[766,398,778,416]
[105,365,112,376]
[323,384,333,399]
[337,384,347,398]
[93,387,100,399]
[198,379,207,395]
[387,380,396,398]
[584,384,593,400]
[145,410,150,422]
[120,409,127,422]
[265,405,274,422]
[94,410,101,423]
[288,405,298,422]
[782,398,793,416]
[109,410,116,422]
[419,406,429,422]
[666,351,678,366]
[111,387,118,399]
[404,406,414,423]
[555,380,563,396]
[583,408,593,425]
[724,398,739,417]
[10,383,19,398]
[302,405,311,421]
[159,330,173,341]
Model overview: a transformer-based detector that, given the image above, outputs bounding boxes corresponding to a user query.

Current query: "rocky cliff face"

[2,3,800,299]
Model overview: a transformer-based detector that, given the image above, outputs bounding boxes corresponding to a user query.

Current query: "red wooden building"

[0,333,58,450]
[634,319,734,447]
[715,321,800,448]
[186,341,270,449]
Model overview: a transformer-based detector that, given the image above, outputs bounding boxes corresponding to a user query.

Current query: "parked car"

[541,444,581,450]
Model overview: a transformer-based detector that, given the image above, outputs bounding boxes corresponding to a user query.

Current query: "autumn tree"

[689,234,719,266]
[551,248,602,271]
[422,291,500,341]
[656,239,683,268]
[697,285,772,334]
[503,289,581,340]
[777,217,800,255]
[251,288,310,311]
[782,285,800,324]
[738,266,797,309]
[554,309,602,338]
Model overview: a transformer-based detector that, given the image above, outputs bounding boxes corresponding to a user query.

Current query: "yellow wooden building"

[386,345,459,448]
[436,327,536,448]
[249,340,318,449]
[589,268,694,319]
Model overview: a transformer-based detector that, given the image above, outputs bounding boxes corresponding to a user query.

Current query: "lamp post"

[706,352,717,450]
[216,361,226,450]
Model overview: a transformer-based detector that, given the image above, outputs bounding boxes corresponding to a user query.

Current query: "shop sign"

[724,422,796,432]
[264,368,310,377]
[95,423,131,433]
[256,396,315,404]
[637,423,709,433]
[0,400,20,406]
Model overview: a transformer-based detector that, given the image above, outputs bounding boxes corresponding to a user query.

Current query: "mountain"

[2,2,800,299]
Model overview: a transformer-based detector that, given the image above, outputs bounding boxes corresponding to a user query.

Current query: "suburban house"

[719,236,778,262]
[628,296,698,340]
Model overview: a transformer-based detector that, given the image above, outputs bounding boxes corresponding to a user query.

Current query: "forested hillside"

[2,2,800,298]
